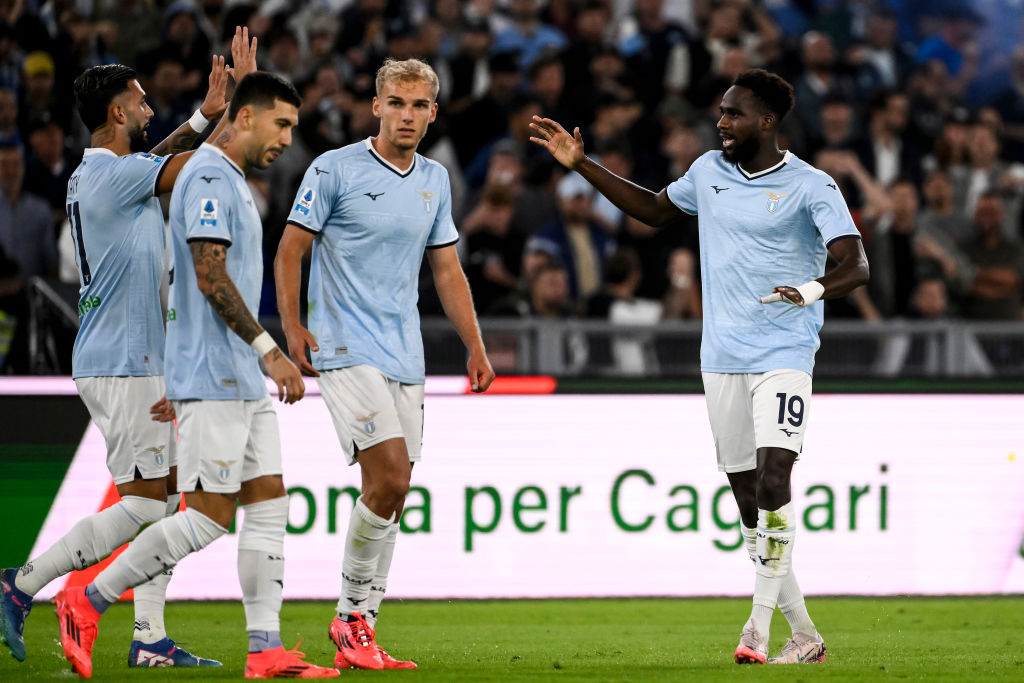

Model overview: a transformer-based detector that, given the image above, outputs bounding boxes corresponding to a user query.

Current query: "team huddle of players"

[0,27,867,679]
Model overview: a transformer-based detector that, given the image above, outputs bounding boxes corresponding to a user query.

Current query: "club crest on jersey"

[763,190,788,213]
[200,199,218,227]
[416,190,435,212]
[294,187,315,216]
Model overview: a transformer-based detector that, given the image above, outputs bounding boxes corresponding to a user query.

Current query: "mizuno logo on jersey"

[826,182,837,190]
[711,185,729,193]
[199,175,219,184]
[779,428,799,437]
[315,167,329,175]
[294,187,315,216]
[364,192,385,200]
[763,190,788,213]
[200,199,218,227]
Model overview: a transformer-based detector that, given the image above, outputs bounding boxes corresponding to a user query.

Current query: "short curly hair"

[375,58,440,101]
[732,69,795,122]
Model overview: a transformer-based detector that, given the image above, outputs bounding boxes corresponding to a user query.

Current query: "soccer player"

[50,72,338,680]
[275,58,495,670]
[0,28,257,669]
[530,69,869,665]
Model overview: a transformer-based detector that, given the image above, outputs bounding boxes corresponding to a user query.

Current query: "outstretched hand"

[529,116,585,170]
[199,55,230,120]
[228,25,258,83]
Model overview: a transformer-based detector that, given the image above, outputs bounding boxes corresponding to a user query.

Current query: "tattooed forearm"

[190,240,263,344]
[150,122,202,156]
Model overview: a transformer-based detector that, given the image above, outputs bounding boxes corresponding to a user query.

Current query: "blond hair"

[375,58,440,101]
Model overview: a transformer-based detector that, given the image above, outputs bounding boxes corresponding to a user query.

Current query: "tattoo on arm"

[212,128,233,148]
[190,241,263,344]
[150,122,201,156]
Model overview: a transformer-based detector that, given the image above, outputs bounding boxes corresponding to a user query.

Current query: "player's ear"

[371,96,382,119]
[761,112,775,131]
[429,101,438,123]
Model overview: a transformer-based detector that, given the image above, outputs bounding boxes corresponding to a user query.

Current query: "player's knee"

[120,495,168,526]
[755,469,791,509]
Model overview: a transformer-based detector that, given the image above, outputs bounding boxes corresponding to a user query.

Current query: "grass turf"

[2,597,1023,681]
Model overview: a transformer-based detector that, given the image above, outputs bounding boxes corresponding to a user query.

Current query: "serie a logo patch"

[200,199,218,227]
[294,187,315,216]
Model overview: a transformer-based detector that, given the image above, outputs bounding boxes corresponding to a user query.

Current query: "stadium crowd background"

[0,0,1023,375]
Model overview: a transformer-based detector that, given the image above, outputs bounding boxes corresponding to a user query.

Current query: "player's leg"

[237,397,339,679]
[55,400,241,678]
[750,370,825,664]
[702,372,770,664]
[1,378,167,662]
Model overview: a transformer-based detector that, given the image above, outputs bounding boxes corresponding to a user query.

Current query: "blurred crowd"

[2,0,1024,373]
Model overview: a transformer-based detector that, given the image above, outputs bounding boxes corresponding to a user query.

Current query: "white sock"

[336,498,393,619]
[741,523,757,564]
[778,570,817,637]
[238,496,288,633]
[745,502,796,640]
[131,494,182,644]
[93,508,227,603]
[15,496,165,596]
[365,522,399,629]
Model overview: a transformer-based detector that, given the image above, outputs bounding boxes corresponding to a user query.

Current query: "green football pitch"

[1,597,1022,681]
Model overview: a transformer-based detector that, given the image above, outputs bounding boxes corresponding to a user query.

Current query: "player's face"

[245,99,299,169]
[121,80,154,153]
[717,86,764,164]
[372,79,438,152]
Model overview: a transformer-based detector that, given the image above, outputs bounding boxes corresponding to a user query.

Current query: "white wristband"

[793,280,825,306]
[188,109,211,133]
[251,331,277,357]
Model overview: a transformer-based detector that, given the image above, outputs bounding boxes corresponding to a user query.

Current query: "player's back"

[165,144,266,401]
[68,148,171,379]
[287,139,458,384]
[666,151,860,374]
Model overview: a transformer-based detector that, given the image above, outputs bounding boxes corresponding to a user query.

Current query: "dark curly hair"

[732,69,795,123]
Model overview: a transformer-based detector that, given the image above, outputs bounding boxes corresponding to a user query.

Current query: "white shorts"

[75,376,176,485]
[317,365,424,466]
[702,369,812,473]
[172,396,282,494]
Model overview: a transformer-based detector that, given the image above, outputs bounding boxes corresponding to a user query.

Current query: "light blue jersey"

[287,138,459,384]
[666,150,860,375]
[69,148,171,378]
[165,144,266,400]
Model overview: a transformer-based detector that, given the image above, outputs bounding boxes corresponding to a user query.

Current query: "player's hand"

[760,285,806,305]
[283,323,320,377]
[149,396,175,422]
[529,116,585,170]
[467,351,495,393]
[199,55,229,120]
[264,348,306,404]
[228,26,258,83]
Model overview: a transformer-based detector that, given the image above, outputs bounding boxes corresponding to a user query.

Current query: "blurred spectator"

[805,91,856,158]
[136,1,213,102]
[463,91,543,190]
[451,49,521,169]
[949,123,1024,240]
[916,169,975,297]
[491,0,567,71]
[141,54,192,145]
[927,106,971,171]
[17,50,72,135]
[562,1,612,95]
[793,31,856,144]
[814,148,891,234]
[868,179,923,317]
[850,7,914,91]
[617,0,706,109]
[487,254,572,319]
[909,269,951,320]
[528,172,615,304]
[914,5,982,98]
[0,142,57,280]
[460,183,525,314]
[0,20,22,91]
[989,46,1024,161]
[905,61,956,158]
[853,89,920,188]
[660,246,701,320]
[23,114,72,226]
[466,139,557,238]
[264,26,303,82]
[442,18,493,113]
[959,192,1024,320]
[0,85,17,144]
[528,50,570,123]
[95,0,162,67]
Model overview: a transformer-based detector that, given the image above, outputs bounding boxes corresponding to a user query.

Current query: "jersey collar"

[364,137,416,177]
[83,147,118,158]
[736,150,792,181]
[201,142,245,177]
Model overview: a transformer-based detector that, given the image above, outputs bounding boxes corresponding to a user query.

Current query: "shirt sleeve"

[809,173,861,246]
[426,172,459,249]
[181,166,234,246]
[286,156,338,234]
[665,160,699,215]
[112,152,172,204]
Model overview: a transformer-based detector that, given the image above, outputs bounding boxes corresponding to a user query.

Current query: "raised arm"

[273,224,320,376]
[529,116,682,227]
[191,239,304,402]
[426,245,495,392]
